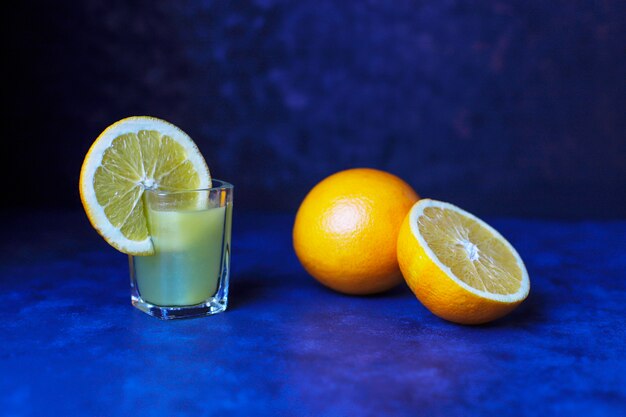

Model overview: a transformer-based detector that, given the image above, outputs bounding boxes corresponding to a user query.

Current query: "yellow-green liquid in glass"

[134,205,230,306]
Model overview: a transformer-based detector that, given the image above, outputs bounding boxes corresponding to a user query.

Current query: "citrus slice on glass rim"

[397,199,530,324]
[79,116,211,255]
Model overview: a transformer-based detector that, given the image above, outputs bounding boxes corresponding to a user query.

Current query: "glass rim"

[144,179,233,195]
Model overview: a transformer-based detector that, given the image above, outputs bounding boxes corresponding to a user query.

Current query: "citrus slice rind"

[80,116,211,255]
[407,199,529,303]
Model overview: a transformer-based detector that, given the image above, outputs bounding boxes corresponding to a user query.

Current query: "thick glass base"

[131,294,228,320]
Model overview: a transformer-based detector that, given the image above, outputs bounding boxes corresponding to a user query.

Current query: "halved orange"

[397,199,530,324]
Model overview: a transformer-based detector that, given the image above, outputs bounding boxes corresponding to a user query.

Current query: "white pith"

[408,199,530,303]
[80,117,211,255]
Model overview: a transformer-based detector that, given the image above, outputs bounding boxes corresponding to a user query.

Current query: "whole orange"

[293,168,419,295]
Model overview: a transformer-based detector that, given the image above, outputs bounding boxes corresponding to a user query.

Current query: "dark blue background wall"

[5,0,625,218]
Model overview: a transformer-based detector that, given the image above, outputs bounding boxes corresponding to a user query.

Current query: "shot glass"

[129,180,233,319]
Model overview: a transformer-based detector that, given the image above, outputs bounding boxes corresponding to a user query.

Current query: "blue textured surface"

[6,1,626,217]
[1,211,625,416]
